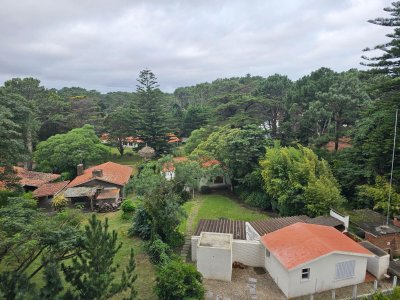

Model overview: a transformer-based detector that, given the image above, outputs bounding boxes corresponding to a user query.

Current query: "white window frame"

[301,268,310,281]
[335,260,356,281]
[265,249,270,258]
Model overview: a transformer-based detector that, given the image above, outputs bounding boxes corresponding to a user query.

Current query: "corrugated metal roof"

[194,219,246,240]
[249,216,310,235]
[64,187,97,198]
[308,216,344,227]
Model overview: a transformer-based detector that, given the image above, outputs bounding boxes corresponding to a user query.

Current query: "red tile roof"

[326,137,352,152]
[201,159,221,168]
[260,223,372,270]
[33,181,70,198]
[13,167,61,187]
[161,157,188,172]
[68,162,133,188]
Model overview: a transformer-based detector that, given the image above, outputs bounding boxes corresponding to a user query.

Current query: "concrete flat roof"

[199,232,232,249]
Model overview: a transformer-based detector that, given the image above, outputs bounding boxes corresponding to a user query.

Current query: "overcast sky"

[0,0,393,92]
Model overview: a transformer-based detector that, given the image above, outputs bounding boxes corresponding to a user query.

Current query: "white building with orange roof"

[260,223,373,298]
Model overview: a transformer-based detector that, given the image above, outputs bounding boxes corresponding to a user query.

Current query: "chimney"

[92,169,103,177]
[77,164,84,176]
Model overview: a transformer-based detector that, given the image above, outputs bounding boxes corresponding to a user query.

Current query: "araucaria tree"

[62,214,137,300]
[260,143,344,216]
[362,1,400,76]
[135,69,170,153]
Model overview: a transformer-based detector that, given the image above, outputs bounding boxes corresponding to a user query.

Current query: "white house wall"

[366,254,390,279]
[286,253,368,298]
[265,251,290,297]
[197,245,232,281]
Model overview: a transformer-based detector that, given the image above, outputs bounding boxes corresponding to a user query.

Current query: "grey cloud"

[0,0,393,92]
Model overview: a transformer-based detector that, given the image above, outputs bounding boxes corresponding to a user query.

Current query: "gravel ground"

[203,267,287,300]
[203,267,394,300]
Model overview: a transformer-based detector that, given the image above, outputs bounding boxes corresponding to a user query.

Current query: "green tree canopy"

[260,144,344,216]
[135,69,170,153]
[362,1,400,76]
[34,124,110,176]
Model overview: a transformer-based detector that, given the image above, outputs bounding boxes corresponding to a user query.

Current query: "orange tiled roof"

[33,181,70,198]
[201,159,221,168]
[13,167,61,188]
[161,157,188,172]
[260,223,372,270]
[68,162,133,188]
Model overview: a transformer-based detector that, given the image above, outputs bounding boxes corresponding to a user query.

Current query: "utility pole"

[387,109,398,226]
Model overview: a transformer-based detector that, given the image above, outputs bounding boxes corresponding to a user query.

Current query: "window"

[335,260,355,280]
[265,249,270,258]
[301,268,310,280]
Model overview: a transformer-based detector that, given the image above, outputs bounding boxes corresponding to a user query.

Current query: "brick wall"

[365,232,400,256]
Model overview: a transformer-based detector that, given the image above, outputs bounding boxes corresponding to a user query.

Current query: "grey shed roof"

[359,241,389,257]
[194,219,246,240]
[249,216,310,236]
[308,216,344,228]
[64,187,97,198]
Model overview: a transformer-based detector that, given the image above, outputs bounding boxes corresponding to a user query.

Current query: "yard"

[182,193,268,235]
[28,210,157,300]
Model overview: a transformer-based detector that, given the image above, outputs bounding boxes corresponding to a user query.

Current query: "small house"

[32,180,70,209]
[261,223,373,298]
[65,161,132,210]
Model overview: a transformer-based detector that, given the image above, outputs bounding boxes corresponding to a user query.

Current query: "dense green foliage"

[34,125,110,176]
[155,260,204,300]
[260,144,344,216]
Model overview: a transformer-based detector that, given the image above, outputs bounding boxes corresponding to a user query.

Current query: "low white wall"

[232,240,265,267]
[192,236,264,267]
[191,236,199,261]
[245,222,260,241]
[366,254,390,279]
[330,209,349,231]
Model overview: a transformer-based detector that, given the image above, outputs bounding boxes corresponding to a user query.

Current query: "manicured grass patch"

[192,194,268,232]
[178,200,195,234]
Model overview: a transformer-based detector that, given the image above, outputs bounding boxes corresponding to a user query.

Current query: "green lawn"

[190,193,268,233]
[94,211,157,300]
[26,210,156,300]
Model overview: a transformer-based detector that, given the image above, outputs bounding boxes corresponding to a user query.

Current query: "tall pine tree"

[135,69,170,154]
[62,215,137,300]
[362,1,400,76]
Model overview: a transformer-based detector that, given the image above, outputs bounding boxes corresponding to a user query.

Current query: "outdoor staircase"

[180,236,191,262]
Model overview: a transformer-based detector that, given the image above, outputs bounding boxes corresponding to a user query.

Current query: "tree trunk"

[334,116,340,152]
[26,127,33,170]
[118,139,124,157]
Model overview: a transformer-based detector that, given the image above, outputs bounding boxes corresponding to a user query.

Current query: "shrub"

[155,260,204,300]
[146,238,171,265]
[52,194,70,211]
[128,203,152,240]
[121,199,136,213]
[200,186,211,194]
